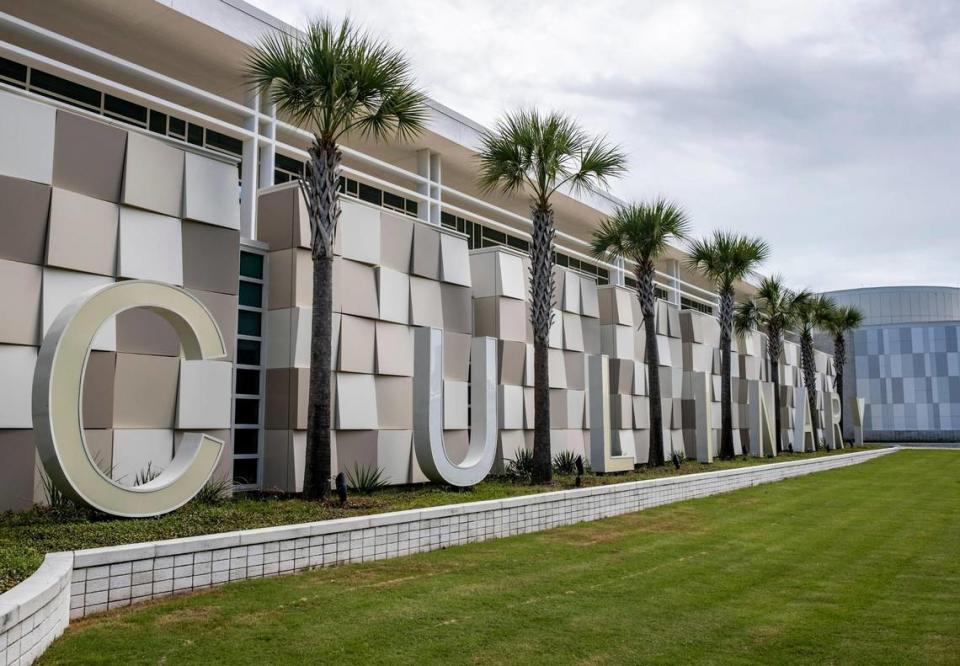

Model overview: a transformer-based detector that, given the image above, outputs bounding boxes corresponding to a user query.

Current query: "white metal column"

[417,149,442,225]
[240,90,259,240]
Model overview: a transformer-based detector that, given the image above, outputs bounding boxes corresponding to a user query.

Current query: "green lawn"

[38,450,959,665]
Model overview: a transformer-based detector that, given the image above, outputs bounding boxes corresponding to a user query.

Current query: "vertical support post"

[240,90,259,241]
[612,257,626,287]
[417,149,442,225]
[258,103,277,191]
[665,258,681,308]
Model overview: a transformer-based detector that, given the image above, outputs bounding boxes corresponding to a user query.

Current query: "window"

[233,248,268,489]
[30,69,101,110]
[104,94,147,126]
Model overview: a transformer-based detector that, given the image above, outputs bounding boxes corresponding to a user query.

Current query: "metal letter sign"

[33,281,226,517]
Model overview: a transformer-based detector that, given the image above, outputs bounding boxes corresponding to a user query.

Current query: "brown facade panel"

[121,131,184,217]
[52,110,127,203]
[256,185,310,251]
[0,175,51,265]
[82,351,116,430]
[181,220,240,295]
[112,352,180,428]
[115,308,182,357]
[0,258,42,345]
[46,188,119,276]
[0,430,39,511]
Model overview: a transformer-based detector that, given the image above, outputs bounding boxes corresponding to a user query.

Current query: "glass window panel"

[358,182,381,206]
[233,457,258,486]
[237,339,261,366]
[104,94,147,125]
[149,110,167,135]
[238,310,261,337]
[0,56,27,84]
[235,368,260,395]
[239,252,264,279]
[31,69,101,109]
[235,398,259,425]
[205,129,243,156]
[239,281,263,308]
[168,117,186,138]
[234,429,259,455]
[187,122,204,146]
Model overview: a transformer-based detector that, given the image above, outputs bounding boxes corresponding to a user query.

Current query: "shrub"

[193,477,233,505]
[552,450,578,475]
[346,464,390,494]
[133,462,161,487]
[504,448,535,483]
[670,448,686,470]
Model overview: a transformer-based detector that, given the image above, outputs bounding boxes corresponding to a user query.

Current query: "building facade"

[0,0,840,511]
[822,286,960,442]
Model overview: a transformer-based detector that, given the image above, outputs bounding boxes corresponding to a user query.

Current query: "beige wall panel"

[498,297,527,342]
[548,348,567,389]
[268,248,312,311]
[439,233,471,286]
[46,189,118,276]
[121,132,184,217]
[335,430,378,476]
[559,270,581,313]
[0,175,51,264]
[335,373,378,429]
[0,91,55,184]
[0,345,35,428]
[468,251,496,298]
[376,430,414,484]
[339,199,381,265]
[112,353,180,428]
[375,321,413,377]
[376,376,413,429]
[611,394,633,430]
[376,266,410,324]
[564,351,586,391]
[580,277,600,318]
[338,314,376,374]
[188,288,238,361]
[257,185,310,251]
[409,276,443,328]
[444,331,471,381]
[600,324,634,360]
[83,428,114,476]
[567,390,586,429]
[175,429,234,487]
[111,429,173,486]
[379,211,414,273]
[52,111,126,202]
[562,312,584,351]
[82,351,116,430]
[262,428,307,493]
[0,430,39,511]
[116,307,181,356]
[0,258,41,345]
[443,429,469,464]
[411,223,440,279]
[583,318,601,355]
[609,358,634,395]
[176,360,233,429]
[494,430,527,474]
[548,307,563,349]
[523,387,535,428]
[443,379,469,430]
[118,207,183,284]
[265,307,309,369]
[334,258,379,319]
[600,286,635,327]
[499,385,525,430]
[183,153,241,230]
[473,296,496,339]
[498,340,527,386]
[265,368,292,429]
[182,221,240,295]
[441,283,472,334]
[41,268,116,351]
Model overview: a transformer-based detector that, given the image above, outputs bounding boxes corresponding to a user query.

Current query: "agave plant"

[247,18,428,499]
[687,231,770,459]
[794,294,836,448]
[478,109,626,483]
[734,276,807,453]
[591,198,691,467]
[822,304,864,440]
[346,464,390,495]
[552,450,579,475]
[505,448,536,483]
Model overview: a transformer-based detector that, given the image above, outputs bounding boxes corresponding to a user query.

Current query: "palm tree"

[734,277,807,453]
[478,110,627,483]
[794,294,836,449]
[591,199,690,467]
[822,304,863,442]
[247,18,428,499]
[687,231,770,460]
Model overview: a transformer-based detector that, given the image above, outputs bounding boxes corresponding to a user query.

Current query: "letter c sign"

[32,281,227,517]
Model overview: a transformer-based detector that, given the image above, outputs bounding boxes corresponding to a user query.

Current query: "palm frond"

[590,198,690,265]
[685,230,770,293]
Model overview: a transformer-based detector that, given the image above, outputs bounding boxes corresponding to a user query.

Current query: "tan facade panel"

[439,233,471,286]
[0,175,51,265]
[335,373,378,429]
[335,430,378,477]
[337,314,376,374]
[183,152,241,230]
[187,288,238,361]
[262,429,307,493]
[84,428,114,476]
[265,307,310,369]
[118,207,184,284]
[268,248,312,310]
[0,91,55,184]
[441,283,472,334]
[443,380,468,429]
[443,429,469,464]
[409,276,443,328]
[264,368,308,430]
[257,184,310,251]
[376,376,413,429]
[374,321,413,377]
[111,429,173,486]
[443,331,471,381]
[0,430,39,512]
[181,221,240,295]
[334,258,379,319]
[0,258,42,345]
[113,353,180,428]
[339,199,381,265]
[82,351,116,430]
[177,359,233,429]
[116,307,181,356]
[0,345,37,428]
[379,211,414,273]
[121,131,184,217]
[52,110,126,202]
[376,266,410,324]
[498,340,527,386]
[41,268,116,351]
[376,430,414,485]
[598,286,635,327]
[46,188,119,276]
[411,222,440,279]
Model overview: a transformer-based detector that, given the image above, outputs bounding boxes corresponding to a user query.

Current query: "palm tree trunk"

[529,205,555,484]
[636,262,664,466]
[300,139,341,500]
[800,331,822,449]
[719,289,735,459]
[771,355,783,454]
[834,333,846,443]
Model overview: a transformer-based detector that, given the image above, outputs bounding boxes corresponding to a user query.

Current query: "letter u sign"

[33,281,226,517]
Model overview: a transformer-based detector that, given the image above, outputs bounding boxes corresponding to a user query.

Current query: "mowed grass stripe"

[39,450,960,665]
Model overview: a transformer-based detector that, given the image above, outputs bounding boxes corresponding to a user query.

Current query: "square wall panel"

[598,286,634,327]
[0,259,41,345]
[46,188,118,276]
[265,307,311,369]
[82,351,116,430]
[0,91,55,184]
[112,429,173,487]
[339,199,380,265]
[409,276,443,328]
[441,283,472,334]
[377,430,413,485]
[444,332,471,381]
[468,251,496,298]
[498,297,527,342]
[183,152,241,230]
[0,345,36,428]
[0,175,51,264]
[113,353,180,428]
[376,376,413,429]
[376,266,409,324]
[121,131,184,217]
[116,307,181,356]
[580,277,600,318]
[118,207,183,284]
[375,321,413,377]
[42,268,116,351]
[564,351,586,390]
[187,288,238,361]
[264,369,308,431]
[335,430,378,478]
[257,184,310,251]
[53,110,126,202]
[181,221,240,295]
[379,211,414,273]
[338,314,376,374]
[499,340,527,385]
[499,385,524,429]
[439,233,471,286]
[443,430,469,464]
[444,380,469,430]
[0,430,40,512]
[497,252,526,300]
[562,312,584,352]
[334,258,379,319]
[336,373,378,429]
[177,360,232,429]
[268,248,312,310]
[411,223,441,279]
[262,429,308,493]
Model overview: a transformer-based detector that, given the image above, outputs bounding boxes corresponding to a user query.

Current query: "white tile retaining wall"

[1,447,897,665]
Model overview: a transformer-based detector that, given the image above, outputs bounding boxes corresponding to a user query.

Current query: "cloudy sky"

[247,0,960,292]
